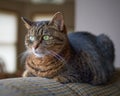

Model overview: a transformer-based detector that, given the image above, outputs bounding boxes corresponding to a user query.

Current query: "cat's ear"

[21,17,33,29]
[49,12,64,31]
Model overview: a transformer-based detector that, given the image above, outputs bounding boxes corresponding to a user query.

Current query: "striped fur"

[22,12,115,85]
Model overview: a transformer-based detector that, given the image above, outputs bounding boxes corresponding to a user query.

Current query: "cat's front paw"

[53,76,69,84]
[22,70,35,77]
[22,70,29,77]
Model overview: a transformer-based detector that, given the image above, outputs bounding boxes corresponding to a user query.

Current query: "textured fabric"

[0,71,120,96]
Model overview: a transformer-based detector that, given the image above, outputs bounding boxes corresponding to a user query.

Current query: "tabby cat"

[21,12,115,85]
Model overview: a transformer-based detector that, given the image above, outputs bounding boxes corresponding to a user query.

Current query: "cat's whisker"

[49,51,63,62]
[48,50,66,65]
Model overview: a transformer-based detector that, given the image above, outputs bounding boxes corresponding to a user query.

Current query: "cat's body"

[22,12,115,85]
[67,32,114,84]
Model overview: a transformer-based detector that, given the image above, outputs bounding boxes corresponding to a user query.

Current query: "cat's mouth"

[32,48,48,58]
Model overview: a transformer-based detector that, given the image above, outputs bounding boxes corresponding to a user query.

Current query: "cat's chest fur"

[25,47,70,78]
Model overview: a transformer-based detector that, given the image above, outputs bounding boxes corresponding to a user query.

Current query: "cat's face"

[22,12,67,58]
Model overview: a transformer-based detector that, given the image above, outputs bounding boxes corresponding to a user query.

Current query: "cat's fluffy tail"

[97,34,115,63]
[97,34,115,76]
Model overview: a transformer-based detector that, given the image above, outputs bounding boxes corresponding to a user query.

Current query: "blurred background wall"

[0,0,119,78]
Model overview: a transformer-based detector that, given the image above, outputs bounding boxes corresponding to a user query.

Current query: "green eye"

[43,35,50,41]
[29,36,36,42]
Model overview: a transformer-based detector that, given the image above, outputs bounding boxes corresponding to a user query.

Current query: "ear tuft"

[49,12,64,31]
[21,17,33,29]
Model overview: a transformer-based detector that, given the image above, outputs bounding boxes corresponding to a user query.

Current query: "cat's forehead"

[28,21,49,33]
[29,20,58,34]
[35,21,49,27]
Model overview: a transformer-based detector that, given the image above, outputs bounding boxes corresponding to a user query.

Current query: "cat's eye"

[29,36,36,42]
[43,35,50,41]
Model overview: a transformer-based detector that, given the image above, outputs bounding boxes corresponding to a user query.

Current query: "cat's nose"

[33,41,39,49]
